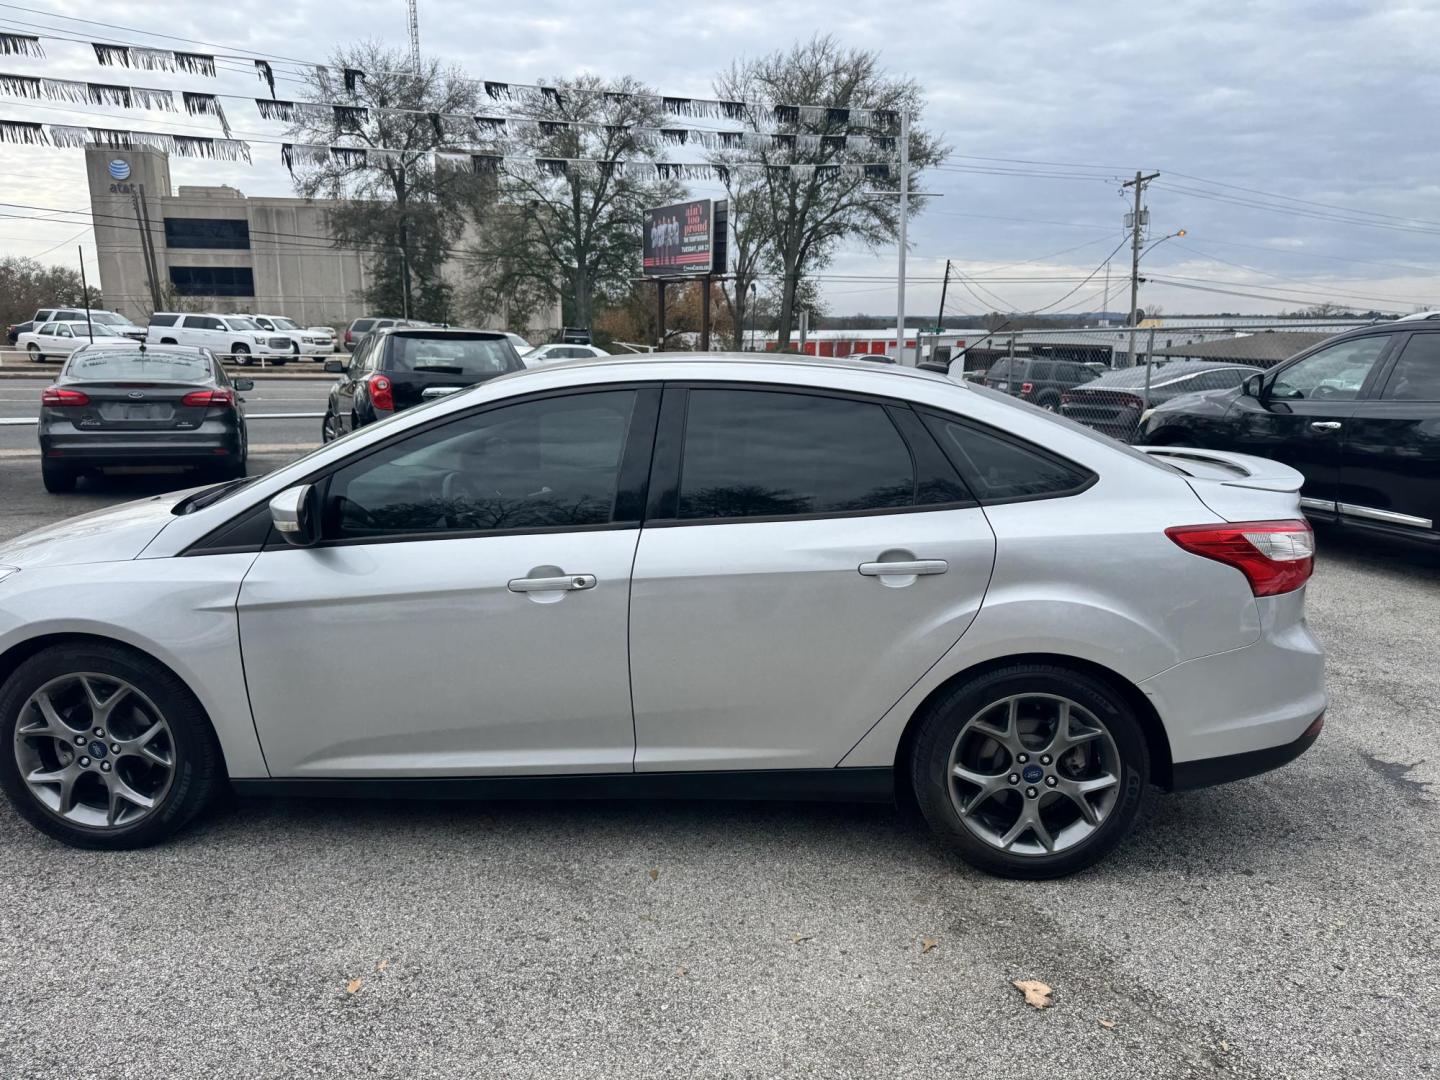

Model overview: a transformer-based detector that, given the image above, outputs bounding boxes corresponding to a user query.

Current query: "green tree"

[285,41,488,322]
[714,35,947,350]
[0,256,101,331]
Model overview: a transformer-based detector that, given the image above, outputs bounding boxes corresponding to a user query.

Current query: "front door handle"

[507,574,597,593]
[858,560,948,577]
[1309,421,1343,432]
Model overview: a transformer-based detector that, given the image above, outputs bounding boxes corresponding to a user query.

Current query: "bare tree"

[715,35,947,350]
[463,76,682,330]
[286,41,487,320]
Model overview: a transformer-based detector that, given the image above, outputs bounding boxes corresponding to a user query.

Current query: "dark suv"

[322,327,524,439]
[983,356,1106,411]
[1138,321,1440,544]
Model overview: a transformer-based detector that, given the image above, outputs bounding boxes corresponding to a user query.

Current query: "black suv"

[1138,321,1440,543]
[983,356,1106,411]
[322,328,524,439]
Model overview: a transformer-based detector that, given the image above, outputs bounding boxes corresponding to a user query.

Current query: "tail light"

[41,387,89,407]
[344,329,354,344]
[181,389,235,408]
[1020,381,1034,396]
[1060,392,1074,405]
[367,374,394,411]
[1166,519,1314,596]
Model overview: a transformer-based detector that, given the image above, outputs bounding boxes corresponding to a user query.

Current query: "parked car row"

[8,309,146,345]
[9,307,342,359]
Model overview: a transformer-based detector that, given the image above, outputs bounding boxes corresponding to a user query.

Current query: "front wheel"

[909,664,1149,879]
[321,410,339,443]
[231,344,251,366]
[27,344,43,362]
[0,642,224,849]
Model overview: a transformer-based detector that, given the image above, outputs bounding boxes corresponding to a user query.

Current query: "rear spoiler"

[1134,446,1304,494]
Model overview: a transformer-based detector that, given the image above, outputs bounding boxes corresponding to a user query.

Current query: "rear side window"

[351,319,376,332]
[1381,333,1440,401]
[1028,360,1055,381]
[922,413,1094,503]
[675,390,918,521]
[148,314,178,327]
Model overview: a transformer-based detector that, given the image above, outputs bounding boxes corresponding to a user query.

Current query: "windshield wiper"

[172,476,256,515]
[412,363,465,374]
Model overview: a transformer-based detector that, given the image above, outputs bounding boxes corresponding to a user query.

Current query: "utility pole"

[895,112,910,365]
[77,246,93,342]
[1123,170,1159,367]
[130,185,161,312]
[399,244,411,320]
[934,258,951,362]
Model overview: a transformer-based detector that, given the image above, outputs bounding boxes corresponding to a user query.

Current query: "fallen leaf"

[676,966,687,976]
[1098,1018,1116,1030]
[1220,1041,1230,1053]
[1013,979,1052,1009]
[345,978,363,995]
[921,937,939,954]
[376,959,389,973]
[648,868,659,881]
[792,934,814,944]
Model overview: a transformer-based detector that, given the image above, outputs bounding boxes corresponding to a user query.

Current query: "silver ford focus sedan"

[0,355,1325,878]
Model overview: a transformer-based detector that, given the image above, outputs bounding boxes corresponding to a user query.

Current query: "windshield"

[64,350,212,382]
[226,317,262,332]
[965,381,1183,474]
[61,322,129,337]
[270,317,299,330]
[89,312,126,326]
[390,335,521,376]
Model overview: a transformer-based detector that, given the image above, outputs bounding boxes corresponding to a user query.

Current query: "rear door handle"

[507,574,597,593]
[858,560,948,577]
[1309,421,1342,432]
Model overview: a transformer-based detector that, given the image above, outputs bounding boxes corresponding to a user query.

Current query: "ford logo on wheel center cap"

[107,159,131,180]
[88,740,108,760]
[1021,764,1044,784]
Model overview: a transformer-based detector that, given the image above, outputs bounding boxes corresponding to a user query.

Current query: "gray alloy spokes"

[947,693,1123,857]
[12,673,174,829]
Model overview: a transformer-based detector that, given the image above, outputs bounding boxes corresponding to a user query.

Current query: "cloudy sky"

[1,0,1437,319]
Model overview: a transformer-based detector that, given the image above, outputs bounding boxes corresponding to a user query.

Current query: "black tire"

[41,462,76,493]
[909,663,1149,879]
[27,343,43,362]
[0,642,224,849]
[321,410,338,443]
[231,344,251,366]
[1036,391,1061,412]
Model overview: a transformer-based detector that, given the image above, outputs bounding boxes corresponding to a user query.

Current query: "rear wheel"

[231,343,251,366]
[1035,391,1061,412]
[321,410,338,443]
[27,343,43,361]
[909,664,1149,878]
[0,642,223,849]
[41,462,76,493]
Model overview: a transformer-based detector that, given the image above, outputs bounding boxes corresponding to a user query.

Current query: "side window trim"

[917,407,1097,506]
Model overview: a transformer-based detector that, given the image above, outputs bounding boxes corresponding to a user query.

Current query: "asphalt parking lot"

[0,396,1436,1079]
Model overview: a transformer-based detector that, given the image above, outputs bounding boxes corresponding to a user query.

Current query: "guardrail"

[0,346,337,369]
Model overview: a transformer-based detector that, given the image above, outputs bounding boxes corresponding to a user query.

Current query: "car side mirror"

[270,484,322,547]
[233,378,254,391]
[324,359,346,374]
[1242,373,1264,399]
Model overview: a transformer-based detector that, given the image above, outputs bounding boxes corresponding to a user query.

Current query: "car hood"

[0,489,193,570]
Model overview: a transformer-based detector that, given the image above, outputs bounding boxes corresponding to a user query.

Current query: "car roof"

[373,325,507,338]
[537,351,961,386]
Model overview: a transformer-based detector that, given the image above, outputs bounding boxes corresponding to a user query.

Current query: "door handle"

[1309,421,1343,432]
[507,574,597,593]
[858,560,948,577]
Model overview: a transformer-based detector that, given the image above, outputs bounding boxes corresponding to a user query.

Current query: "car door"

[1223,334,1395,512]
[237,384,660,777]
[628,384,997,772]
[1337,329,1440,536]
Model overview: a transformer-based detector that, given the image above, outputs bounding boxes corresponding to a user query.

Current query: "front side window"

[324,391,637,539]
[1271,336,1389,401]
[1381,333,1440,401]
[56,325,74,338]
[674,389,918,521]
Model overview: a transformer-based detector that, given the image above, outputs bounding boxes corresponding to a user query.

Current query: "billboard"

[643,198,725,276]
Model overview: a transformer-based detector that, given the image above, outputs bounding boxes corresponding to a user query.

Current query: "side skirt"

[231,767,896,804]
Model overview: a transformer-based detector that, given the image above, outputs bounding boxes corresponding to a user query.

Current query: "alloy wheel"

[946,693,1120,856]
[12,673,175,829]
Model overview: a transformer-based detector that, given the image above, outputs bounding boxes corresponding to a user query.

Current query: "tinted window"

[676,390,916,520]
[386,335,521,377]
[1271,336,1389,401]
[39,322,56,335]
[925,414,1093,503]
[325,391,637,538]
[184,316,223,331]
[148,314,178,327]
[169,266,255,297]
[351,319,376,333]
[1029,361,1056,381]
[65,350,211,382]
[1381,333,1440,401]
[57,310,83,321]
[987,358,1013,381]
[163,217,251,250]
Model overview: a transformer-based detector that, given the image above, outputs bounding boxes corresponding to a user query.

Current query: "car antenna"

[952,319,1014,365]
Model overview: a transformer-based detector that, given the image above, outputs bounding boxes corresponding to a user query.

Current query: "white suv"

[249,314,335,356]
[146,313,293,365]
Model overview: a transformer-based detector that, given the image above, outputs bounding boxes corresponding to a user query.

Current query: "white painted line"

[0,442,315,459]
